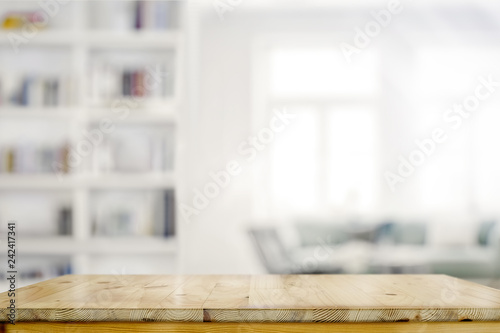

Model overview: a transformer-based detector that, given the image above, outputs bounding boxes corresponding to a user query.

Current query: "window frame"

[250,33,382,220]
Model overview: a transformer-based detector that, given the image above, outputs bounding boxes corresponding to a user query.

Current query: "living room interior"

[1,0,500,292]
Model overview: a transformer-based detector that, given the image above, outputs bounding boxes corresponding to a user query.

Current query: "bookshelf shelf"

[86,237,177,254]
[0,109,177,123]
[0,0,184,282]
[0,174,75,189]
[0,173,176,189]
[87,111,178,124]
[0,31,181,48]
[82,173,176,189]
[0,31,78,46]
[85,31,182,49]
[16,236,177,255]
[0,107,76,119]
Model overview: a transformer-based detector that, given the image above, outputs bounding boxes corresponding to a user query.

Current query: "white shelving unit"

[0,1,184,289]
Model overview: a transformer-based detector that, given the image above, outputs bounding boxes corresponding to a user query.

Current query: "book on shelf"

[163,189,176,237]
[0,75,73,108]
[58,206,72,236]
[88,63,170,105]
[122,69,151,97]
[155,189,176,238]
[89,1,179,31]
[136,1,179,30]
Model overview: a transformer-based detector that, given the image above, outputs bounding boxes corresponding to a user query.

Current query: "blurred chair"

[248,228,342,274]
[374,221,427,245]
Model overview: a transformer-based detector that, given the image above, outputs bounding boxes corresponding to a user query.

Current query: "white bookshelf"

[0,0,184,288]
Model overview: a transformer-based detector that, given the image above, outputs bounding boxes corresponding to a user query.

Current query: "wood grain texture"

[0,274,500,323]
[4,322,500,333]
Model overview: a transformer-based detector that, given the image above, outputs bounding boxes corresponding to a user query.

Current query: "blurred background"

[1,0,500,291]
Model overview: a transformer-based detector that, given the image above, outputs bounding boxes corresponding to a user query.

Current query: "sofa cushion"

[478,220,497,246]
[295,223,349,247]
[376,222,426,245]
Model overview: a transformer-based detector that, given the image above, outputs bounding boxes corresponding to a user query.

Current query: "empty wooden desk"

[1,274,500,332]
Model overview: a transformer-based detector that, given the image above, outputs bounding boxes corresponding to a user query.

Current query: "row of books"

[88,64,172,105]
[0,189,174,238]
[0,61,174,107]
[0,255,72,281]
[135,1,180,30]
[6,263,73,281]
[0,76,73,107]
[122,70,155,97]
[0,258,71,289]
[0,131,174,174]
[7,206,72,237]
[92,190,175,237]
[89,1,180,31]
[17,263,72,280]
[0,145,69,174]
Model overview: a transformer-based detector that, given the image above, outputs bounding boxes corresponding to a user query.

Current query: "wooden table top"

[1,274,500,323]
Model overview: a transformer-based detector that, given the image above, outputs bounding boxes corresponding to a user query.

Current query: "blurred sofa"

[288,220,500,279]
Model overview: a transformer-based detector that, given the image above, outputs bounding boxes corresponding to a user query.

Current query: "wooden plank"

[158,275,220,308]
[0,275,92,308]
[16,275,199,322]
[21,275,167,308]
[203,275,251,309]
[4,321,500,333]
[0,275,500,323]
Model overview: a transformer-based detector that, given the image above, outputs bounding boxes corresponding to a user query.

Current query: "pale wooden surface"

[1,274,500,323]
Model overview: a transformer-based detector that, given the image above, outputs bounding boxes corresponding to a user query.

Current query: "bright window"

[259,44,380,218]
